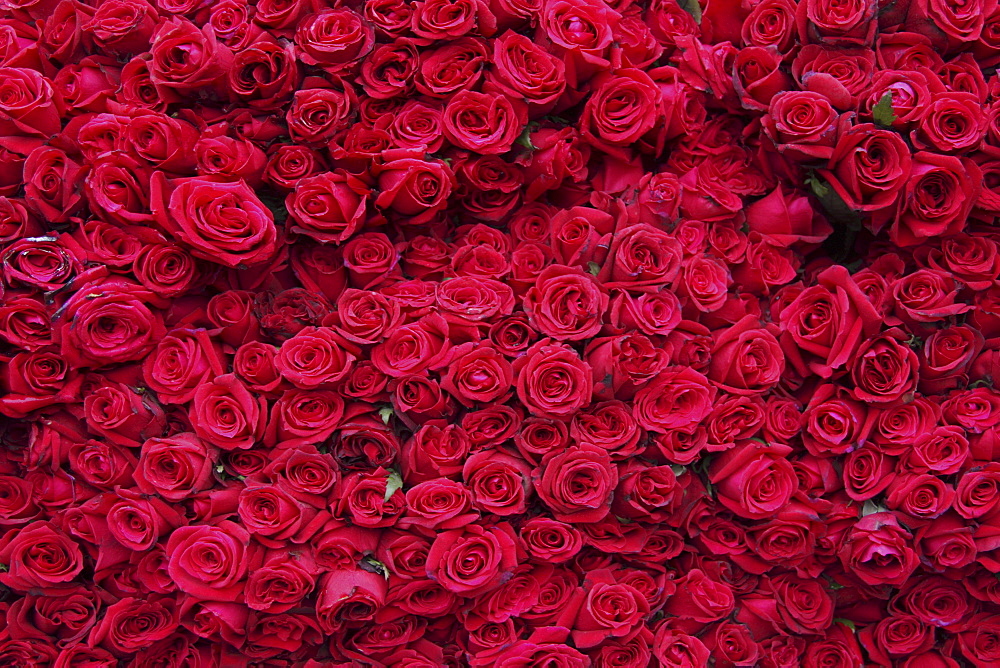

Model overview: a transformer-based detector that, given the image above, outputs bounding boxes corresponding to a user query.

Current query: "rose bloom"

[150,174,279,268]
[426,523,520,597]
[839,512,920,587]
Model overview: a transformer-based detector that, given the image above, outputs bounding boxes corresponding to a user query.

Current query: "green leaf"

[384,469,404,502]
[834,618,856,631]
[359,555,391,580]
[586,261,601,276]
[516,125,535,150]
[670,465,686,477]
[872,91,897,128]
[807,174,863,232]
[677,0,702,23]
[0,563,6,572]
[378,406,394,425]
[257,189,289,226]
[862,499,886,517]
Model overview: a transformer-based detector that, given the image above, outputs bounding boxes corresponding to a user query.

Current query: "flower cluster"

[3,0,1000,665]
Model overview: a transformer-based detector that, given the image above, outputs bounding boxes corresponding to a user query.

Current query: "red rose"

[426,523,520,597]
[802,624,864,668]
[580,69,663,152]
[87,597,178,658]
[513,340,593,418]
[150,174,279,268]
[287,80,357,146]
[487,31,565,109]
[286,170,369,245]
[798,0,876,46]
[166,520,259,602]
[762,91,845,160]
[540,0,619,86]
[710,441,798,519]
[148,18,232,93]
[887,152,982,247]
[734,46,792,111]
[442,90,525,155]
[0,521,83,593]
[522,264,608,341]
[238,478,327,543]
[850,330,919,404]
[633,366,715,432]
[416,38,489,97]
[570,569,650,649]
[653,626,712,667]
[801,384,868,457]
[295,8,374,70]
[662,569,735,627]
[905,0,997,50]
[612,461,678,523]
[275,326,359,389]
[23,145,87,224]
[708,315,784,395]
[337,467,405,528]
[136,433,216,502]
[83,380,166,448]
[534,443,616,524]
[0,348,83,418]
[191,374,267,451]
[375,157,455,224]
[519,518,582,563]
[0,67,62,138]
[778,265,883,378]
[56,278,165,370]
[839,512,920,586]
[464,449,533,516]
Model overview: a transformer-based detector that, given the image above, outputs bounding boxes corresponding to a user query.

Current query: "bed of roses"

[3,0,1000,665]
